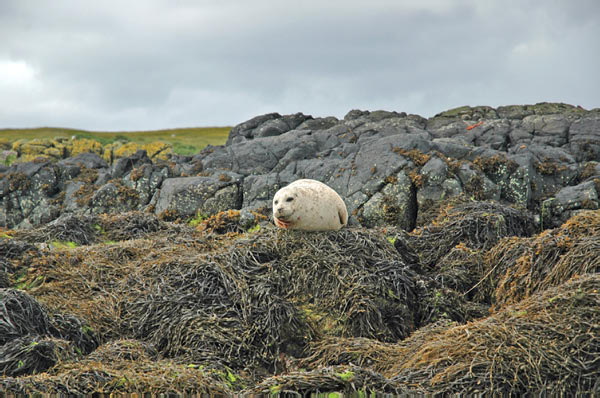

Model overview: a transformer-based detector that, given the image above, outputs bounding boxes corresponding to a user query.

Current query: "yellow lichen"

[70,138,104,157]
[143,141,173,160]
[112,142,143,159]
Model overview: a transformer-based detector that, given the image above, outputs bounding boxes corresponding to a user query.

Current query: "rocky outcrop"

[1,103,599,229]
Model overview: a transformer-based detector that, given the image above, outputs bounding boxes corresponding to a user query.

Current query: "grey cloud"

[0,0,598,130]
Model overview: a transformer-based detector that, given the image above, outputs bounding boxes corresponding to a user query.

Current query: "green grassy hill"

[0,126,231,155]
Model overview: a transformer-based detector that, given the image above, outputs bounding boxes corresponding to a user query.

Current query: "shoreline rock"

[2,102,599,230]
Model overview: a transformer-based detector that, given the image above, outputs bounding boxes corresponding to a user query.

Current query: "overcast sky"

[1,1,598,131]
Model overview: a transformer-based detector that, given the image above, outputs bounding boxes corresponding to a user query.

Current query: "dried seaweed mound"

[99,211,172,241]
[21,222,422,375]
[0,238,39,287]
[396,200,537,270]
[4,208,598,395]
[236,228,421,342]
[488,210,600,307]
[0,288,98,377]
[121,228,421,372]
[0,239,38,261]
[0,336,76,377]
[0,341,236,396]
[86,339,158,363]
[387,274,600,395]
[195,209,267,234]
[16,213,101,245]
[301,321,455,375]
[243,365,409,396]
[13,211,179,245]
[0,289,51,344]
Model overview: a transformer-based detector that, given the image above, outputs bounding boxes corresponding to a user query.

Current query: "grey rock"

[431,138,472,159]
[1,103,599,230]
[226,112,311,145]
[111,150,152,179]
[542,181,599,227]
[242,174,284,211]
[360,171,416,230]
[89,183,129,214]
[568,114,600,161]
[421,157,447,185]
[497,105,535,120]
[472,119,511,150]
[554,181,598,210]
[416,157,463,209]
[456,163,501,201]
[226,113,280,146]
[154,176,241,218]
[344,109,370,121]
[239,208,260,229]
[121,164,170,207]
[426,118,467,139]
[521,114,569,147]
[296,116,339,131]
[63,181,86,212]
[58,153,107,169]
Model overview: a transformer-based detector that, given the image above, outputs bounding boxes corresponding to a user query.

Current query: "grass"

[0,126,231,155]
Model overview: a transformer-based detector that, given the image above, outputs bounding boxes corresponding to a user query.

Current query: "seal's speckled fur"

[272,179,348,231]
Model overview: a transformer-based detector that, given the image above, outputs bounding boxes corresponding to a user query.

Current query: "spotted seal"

[272,179,348,231]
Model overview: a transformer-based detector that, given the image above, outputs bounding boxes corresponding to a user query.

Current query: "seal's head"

[272,186,297,229]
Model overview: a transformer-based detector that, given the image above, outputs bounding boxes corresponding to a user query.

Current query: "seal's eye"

[286,197,294,202]
[274,200,278,205]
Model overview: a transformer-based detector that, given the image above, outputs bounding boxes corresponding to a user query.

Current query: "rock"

[456,163,500,201]
[434,105,498,120]
[360,171,416,230]
[555,181,599,209]
[542,181,599,227]
[296,116,339,131]
[242,174,284,211]
[58,152,108,169]
[154,175,242,218]
[225,112,312,146]
[89,183,131,214]
[226,113,281,145]
[1,103,599,230]
[497,105,535,120]
[568,113,600,161]
[111,150,152,179]
[416,157,462,212]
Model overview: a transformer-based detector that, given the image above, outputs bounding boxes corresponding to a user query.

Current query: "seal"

[272,179,348,231]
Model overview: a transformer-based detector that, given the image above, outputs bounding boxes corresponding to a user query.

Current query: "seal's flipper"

[338,206,348,226]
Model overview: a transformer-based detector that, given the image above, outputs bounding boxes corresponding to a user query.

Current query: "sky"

[1,0,599,131]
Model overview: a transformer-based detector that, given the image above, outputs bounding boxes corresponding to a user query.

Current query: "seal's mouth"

[274,217,291,229]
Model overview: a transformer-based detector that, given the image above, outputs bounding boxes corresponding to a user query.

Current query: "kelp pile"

[386,274,600,395]
[1,203,599,395]
[489,210,600,307]
[251,275,600,396]
[0,289,96,378]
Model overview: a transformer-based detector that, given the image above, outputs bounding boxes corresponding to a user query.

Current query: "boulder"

[1,103,599,230]
[542,181,599,228]
[154,174,242,218]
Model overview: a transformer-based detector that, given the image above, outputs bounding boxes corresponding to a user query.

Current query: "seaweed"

[387,274,600,395]
[1,208,599,395]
